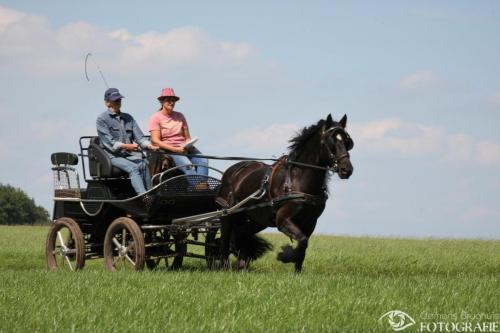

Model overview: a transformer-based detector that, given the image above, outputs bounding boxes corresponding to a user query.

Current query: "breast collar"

[267,156,328,205]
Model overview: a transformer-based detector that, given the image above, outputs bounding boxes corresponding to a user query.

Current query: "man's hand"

[147,144,160,151]
[122,143,139,151]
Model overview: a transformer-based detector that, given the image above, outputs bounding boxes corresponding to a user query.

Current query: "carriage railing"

[78,136,93,182]
[150,164,224,185]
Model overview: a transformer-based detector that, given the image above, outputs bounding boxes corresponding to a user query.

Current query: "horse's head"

[321,114,354,179]
[288,114,354,179]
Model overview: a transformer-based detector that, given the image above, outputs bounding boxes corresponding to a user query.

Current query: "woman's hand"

[171,146,185,154]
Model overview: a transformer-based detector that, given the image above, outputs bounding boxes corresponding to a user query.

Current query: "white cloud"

[0,5,24,33]
[400,69,440,89]
[351,119,443,157]
[231,123,299,152]
[352,118,500,166]
[115,27,256,71]
[0,6,257,77]
[445,134,500,166]
[354,118,401,140]
[475,141,500,166]
[445,134,474,162]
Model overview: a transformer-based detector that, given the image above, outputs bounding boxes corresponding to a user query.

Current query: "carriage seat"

[88,137,128,178]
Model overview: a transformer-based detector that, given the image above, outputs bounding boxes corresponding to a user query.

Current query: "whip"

[84,53,109,88]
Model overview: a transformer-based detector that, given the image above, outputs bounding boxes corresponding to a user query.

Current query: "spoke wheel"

[46,217,85,271]
[103,217,145,271]
[205,228,222,270]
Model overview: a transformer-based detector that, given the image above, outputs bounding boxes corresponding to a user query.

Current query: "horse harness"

[265,155,328,209]
[262,124,352,208]
[219,124,351,214]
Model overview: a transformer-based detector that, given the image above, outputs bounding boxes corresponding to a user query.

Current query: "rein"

[150,151,338,172]
[150,124,351,173]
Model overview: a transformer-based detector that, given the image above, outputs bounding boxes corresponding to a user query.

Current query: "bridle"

[319,125,352,173]
[284,124,352,173]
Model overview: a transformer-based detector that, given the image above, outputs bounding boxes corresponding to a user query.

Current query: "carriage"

[46,115,354,273]
[46,136,226,271]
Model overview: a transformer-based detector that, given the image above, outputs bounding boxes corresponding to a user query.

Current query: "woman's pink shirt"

[149,110,188,146]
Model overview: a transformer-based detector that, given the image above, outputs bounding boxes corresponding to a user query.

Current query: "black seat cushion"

[51,152,78,166]
[88,137,127,178]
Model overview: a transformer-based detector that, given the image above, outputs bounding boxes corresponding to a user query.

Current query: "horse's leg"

[234,221,267,270]
[277,221,308,272]
[220,211,248,270]
[219,216,233,270]
[275,205,308,273]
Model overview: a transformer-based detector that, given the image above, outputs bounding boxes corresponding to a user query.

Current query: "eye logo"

[379,310,416,331]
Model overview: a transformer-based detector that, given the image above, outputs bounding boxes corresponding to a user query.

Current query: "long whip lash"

[85,53,109,88]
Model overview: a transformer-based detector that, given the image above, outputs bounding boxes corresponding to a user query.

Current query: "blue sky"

[0,1,499,238]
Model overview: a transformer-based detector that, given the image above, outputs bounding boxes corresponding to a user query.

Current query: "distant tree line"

[0,183,50,225]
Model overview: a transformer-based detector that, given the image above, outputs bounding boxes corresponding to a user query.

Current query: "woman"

[149,88,208,183]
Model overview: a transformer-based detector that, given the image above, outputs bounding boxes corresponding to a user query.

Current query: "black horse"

[215,114,354,272]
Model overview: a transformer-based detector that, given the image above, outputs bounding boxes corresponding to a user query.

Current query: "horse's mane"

[288,119,325,155]
[288,118,332,191]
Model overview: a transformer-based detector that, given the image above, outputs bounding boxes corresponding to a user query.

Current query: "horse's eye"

[379,310,416,331]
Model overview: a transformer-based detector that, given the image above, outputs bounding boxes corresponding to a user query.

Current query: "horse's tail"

[240,234,273,260]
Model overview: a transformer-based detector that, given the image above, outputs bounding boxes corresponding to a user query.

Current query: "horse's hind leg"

[234,221,267,270]
[220,212,247,270]
[219,216,233,270]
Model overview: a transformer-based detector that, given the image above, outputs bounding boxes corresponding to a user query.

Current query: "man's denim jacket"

[96,109,151,160]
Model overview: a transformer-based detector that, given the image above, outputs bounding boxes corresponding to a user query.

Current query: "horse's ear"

[339,114,347,128]
[326,114,333,125]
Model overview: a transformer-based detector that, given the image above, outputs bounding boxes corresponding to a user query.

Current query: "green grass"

[0,226,498,332]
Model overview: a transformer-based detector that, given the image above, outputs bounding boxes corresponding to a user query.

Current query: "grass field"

[0,226,498,333]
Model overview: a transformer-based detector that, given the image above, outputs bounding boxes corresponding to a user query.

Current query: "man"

[96,88,158,195]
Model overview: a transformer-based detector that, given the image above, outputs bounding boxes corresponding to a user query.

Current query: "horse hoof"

[277,245,295,263]
[237,259,250,270]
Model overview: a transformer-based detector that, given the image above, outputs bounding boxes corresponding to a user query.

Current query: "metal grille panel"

[53,167,81,198]
[158,175,221,196]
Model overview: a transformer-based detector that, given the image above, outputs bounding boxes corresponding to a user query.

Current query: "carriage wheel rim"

[104,217,145,271]
[46,218,85,272]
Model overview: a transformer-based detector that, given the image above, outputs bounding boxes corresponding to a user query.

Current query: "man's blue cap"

[104,88,124,101]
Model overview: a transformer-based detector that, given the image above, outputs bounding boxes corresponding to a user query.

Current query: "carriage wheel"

[144,230,164,270]
[205,228,222,270]
[103,217,145,271]
[144,230,184,270]
[46,217,85,271]
[146,241,185,270]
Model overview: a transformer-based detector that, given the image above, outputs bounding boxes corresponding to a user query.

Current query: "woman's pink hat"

[158,88,180,102]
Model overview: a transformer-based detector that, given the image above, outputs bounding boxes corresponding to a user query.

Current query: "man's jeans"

[111,157,151,195]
